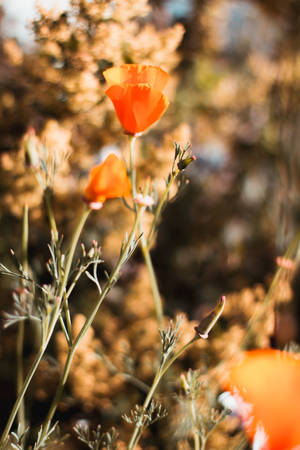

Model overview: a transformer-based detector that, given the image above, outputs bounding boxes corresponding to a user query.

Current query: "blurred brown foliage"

[1,0,300,448]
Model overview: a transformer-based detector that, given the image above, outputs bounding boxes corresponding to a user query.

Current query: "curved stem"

[128,135,164,325]
[38,207,143,441]
[0,207,91,446]
[241,223,300,349]
[127,334,199,450]
[140,234,163,327]
[160,335,199,378]
[44,188,59,243]
[59,207,91,300]
[147,168,179,248]
[127,367,162,450]
[200,435,207,450]
[190,394,200,450]
[0,316,58,447]
[16,321,25,433]
[16,205,29,434]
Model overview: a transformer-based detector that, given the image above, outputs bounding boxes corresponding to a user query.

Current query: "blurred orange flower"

[84,153,131,209]
[103,64,169,135]
[223,349,300,450]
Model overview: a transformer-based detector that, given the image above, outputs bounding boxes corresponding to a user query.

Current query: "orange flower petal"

[84,153,131,205]
[106,84,169,135]
[224,349,300,450]
[103,64,169,91]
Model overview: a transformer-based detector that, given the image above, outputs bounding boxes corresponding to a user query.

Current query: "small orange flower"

[103,64,169,135]
[84,153,131,209]
[223,349,300,450]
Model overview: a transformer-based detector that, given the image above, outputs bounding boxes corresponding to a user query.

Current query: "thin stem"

[59,315,71,345]
[241,223,300,349]
[127,368,162,450]
[140,234,163,327]
[96,351,149,394]
[63,297,73,342]
[38,207,143,441]
[127,334,199,450]
[200,435,207,450]
[16,205,29,434]
[44,187,73,339]
[0,207,91,446]
[59,207,91,300]
[190,395,200,450]
[160,335,199,379]
[0,314,58,447]
[16,322,25,433]
[147,168,179,248]
[129,135,137,207]
[44,188,59,243]
[128,135,164,326]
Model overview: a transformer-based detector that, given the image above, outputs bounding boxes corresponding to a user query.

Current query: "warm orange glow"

[104,64,169,91]
[84,153,131,208]
[224,349,300,450]
[103,64,169,135]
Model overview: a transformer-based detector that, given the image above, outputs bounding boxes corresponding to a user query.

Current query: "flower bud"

[194,295,225,339]
[177,155,196,171]
[134,193,155,207]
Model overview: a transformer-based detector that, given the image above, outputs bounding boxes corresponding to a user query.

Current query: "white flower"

[134,193,155,207]
[252,424,269,450]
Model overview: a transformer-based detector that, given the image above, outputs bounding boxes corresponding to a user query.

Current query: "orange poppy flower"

[223,349,300,450]
[103,64,169,135]
[84,153,131,209]
[104,64,169,91]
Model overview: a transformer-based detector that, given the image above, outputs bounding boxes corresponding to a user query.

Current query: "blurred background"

[0,0,300,448]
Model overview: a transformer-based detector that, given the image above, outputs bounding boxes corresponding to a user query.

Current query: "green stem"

[160,335,198,379]
[44,188,73,339]
[147,168,179,248]
[16,206,29,434]
[200,435,207,450]
[127,368,162,450]
[38,207,143,441]
[59,207,91,299]
[127,334,199,450]
[241,223,300,349]
[128,135,164,326]
[16,321,25,433]
[140,235,163,327]
[0,207,91,446]
[129,136,137,206]
[44,188,59,243]
[0,311,59,447]
[190,395,200,450]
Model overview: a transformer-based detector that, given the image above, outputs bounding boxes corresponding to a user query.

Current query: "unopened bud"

[276,256,295,270]
[134,193,155,207]
[24,128,40,167]
[83,198,103,210]
[177,155,196,171]
[194,295,226,339]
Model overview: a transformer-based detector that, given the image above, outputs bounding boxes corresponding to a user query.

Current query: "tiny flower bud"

[194,295,226,339]
[24,128,40,167]
[134,193,155,207]
[83,197,103,211]
[276,256,295,270]
[87,201,104,210]
[177,155,196,171]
